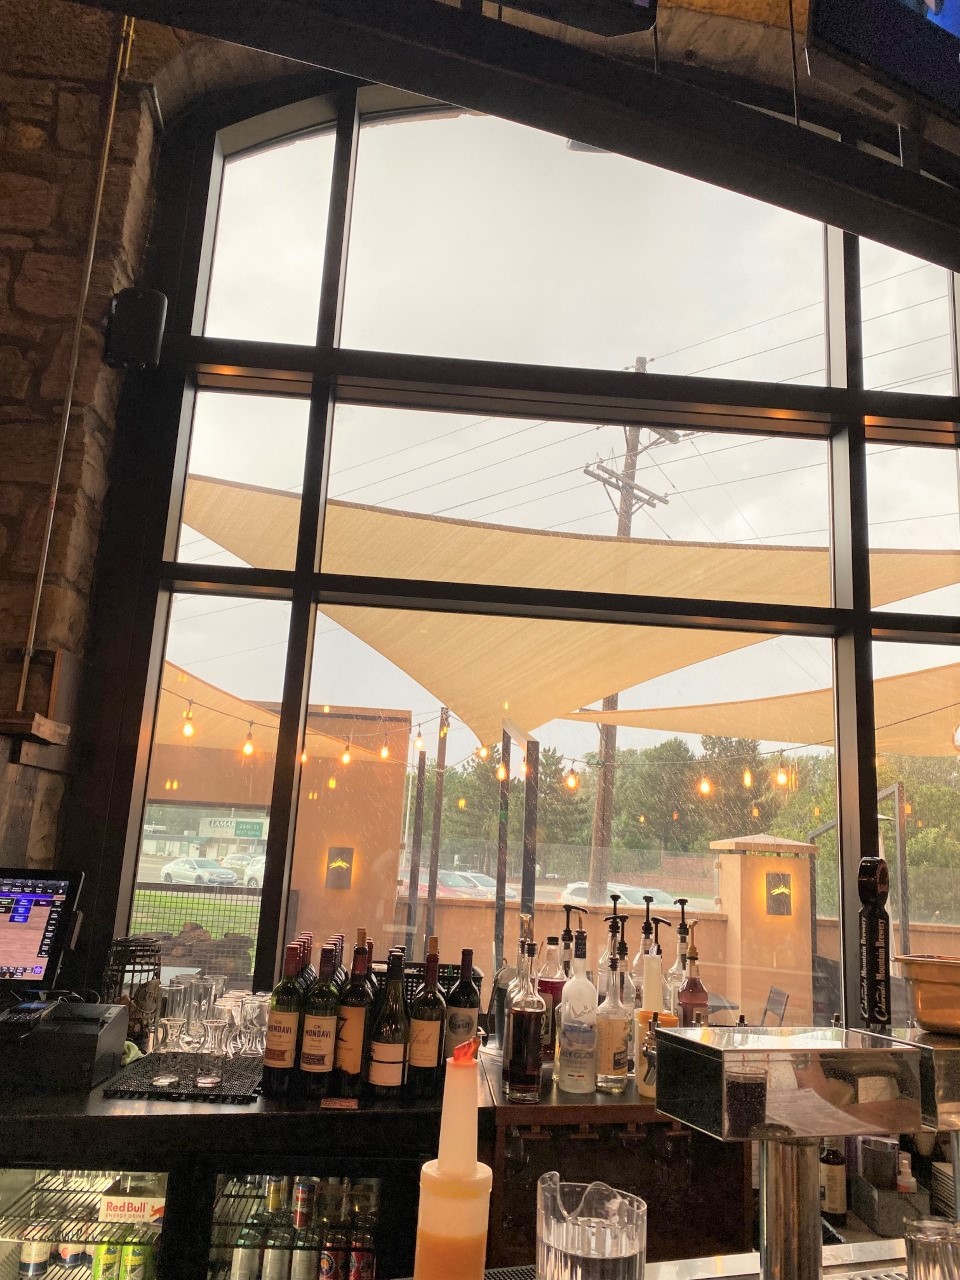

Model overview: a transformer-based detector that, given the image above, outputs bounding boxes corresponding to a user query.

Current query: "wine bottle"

[407,939,446,1100]
[365,950,409,1098]
[443,948,480,1058]
[537,935,566,1064]
[334,943,374,1098]
[678,921,709,1028]
[261,942,304,1100]
[299,944,340,1100]
[503,940,545,1102]
[365,936,378,1002]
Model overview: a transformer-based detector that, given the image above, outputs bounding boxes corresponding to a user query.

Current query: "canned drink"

[91,1244,122,1280]
[57,1241,86,1269]
[292,1178,317,1230]
[18,1241,51,1277]
[264,1175,287,1214]
[118,1243,155,1280]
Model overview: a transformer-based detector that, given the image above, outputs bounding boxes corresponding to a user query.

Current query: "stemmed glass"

[195,1019,229,1088]
[151,1017,187,1088]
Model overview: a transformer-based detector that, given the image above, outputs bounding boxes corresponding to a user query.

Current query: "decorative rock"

[0,171,57,233]
[14,252,82,317]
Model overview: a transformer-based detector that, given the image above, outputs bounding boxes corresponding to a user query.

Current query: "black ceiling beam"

[66,0,960,272]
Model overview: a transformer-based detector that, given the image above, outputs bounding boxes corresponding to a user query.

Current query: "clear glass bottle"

[595,955,630,1093]
[617,925,637,1072]
[503,940,545,1102]
[537,935,566,1064]
[664,898,689,1016]
[557,928,597,1094]
[678,922,709,1028]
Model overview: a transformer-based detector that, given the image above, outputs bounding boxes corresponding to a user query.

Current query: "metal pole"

[758,1138,822,1280]
[406,748,427,949]
[521,738,539,917]
[16,13,135,712]
[895,781,911,956]
[587,419,642,903]
[495,729,511,972]
[425,707,449,944]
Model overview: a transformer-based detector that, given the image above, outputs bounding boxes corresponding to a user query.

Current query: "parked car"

[220,852,257,873]
[161,857,238,886]
[396,868,477,899]
[560,881,675,909]
[456,871,519,900]
[244,855,266,888]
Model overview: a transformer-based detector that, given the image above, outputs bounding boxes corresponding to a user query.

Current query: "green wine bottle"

[299,944,340,1100]
[261,943,304,1100]
[406,938,445,1100]
[443,947,480,1058]
[334,944,373,1098]
[364,950,409,1098]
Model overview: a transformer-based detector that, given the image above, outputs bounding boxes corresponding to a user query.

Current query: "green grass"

[130,888,261,940]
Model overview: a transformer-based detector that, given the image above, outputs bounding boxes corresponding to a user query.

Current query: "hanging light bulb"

[341,742,351,766]
[751,804,760,819]
[478,745,489,761]
[638,813,646,825]
[457,796,467,811]
[742,767,752,788]
[380,739,390,760]
[327,776,337,790]
[672,808,680,822]
[496,762,508,782]
[698,775,713,797]
[172,779,179,791]
[904,801,912,816]
[300,750,308,765]
[776,759,788,787]
[564,766,580,792]
[242,723,254,757]
[414,726,424,753]
[181,701,195,738]
[520,757,529,777]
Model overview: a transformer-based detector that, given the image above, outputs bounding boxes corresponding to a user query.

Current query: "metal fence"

[130,883,261,978]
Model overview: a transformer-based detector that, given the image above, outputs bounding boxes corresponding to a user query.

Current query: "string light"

[521,758,529,777]
[181,702,195,738]
[917,818,924,829]
[638,813,646,825]
[502,700,509,712]
[242,723,254,757]
[380,739,390,760]
[496,762,508,782]
[698,775,713,797]
[164,778,179,791]
[477,745,489,761]
[904,801,912,816]
[327,776,337,790]
[564,766,580,792]
[414,726,424,753]
[300,750,308,765]
[457,797,467,811]
[742,767,752,788]
[776,759,789,787]
[341,742,351,766]
[814,805,821,818]
[751,804,760,819]
[307,789,318,801]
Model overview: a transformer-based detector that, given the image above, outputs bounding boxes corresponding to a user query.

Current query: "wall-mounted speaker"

[103,288,168,370]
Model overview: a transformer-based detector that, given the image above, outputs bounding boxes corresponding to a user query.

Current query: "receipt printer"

[0,1002,127,1093]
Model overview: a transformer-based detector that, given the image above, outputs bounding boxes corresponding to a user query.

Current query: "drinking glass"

[239,996,265,1055]
[185,977,216,1045]
[537,1171,646,1280]
[195,1019,229,1088]
[151,1017,187,1087]
[214,997,244,1056]
[905,1217,960,1280]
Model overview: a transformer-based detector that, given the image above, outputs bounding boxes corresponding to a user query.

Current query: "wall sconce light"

[766,871,793,916]
[325,846,354,890]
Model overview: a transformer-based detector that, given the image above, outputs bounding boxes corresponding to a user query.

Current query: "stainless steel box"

[656,1026,922,1141]
[878,1028,960,1132]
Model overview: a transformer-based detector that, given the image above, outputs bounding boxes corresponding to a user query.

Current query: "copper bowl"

[895,954,960,1035]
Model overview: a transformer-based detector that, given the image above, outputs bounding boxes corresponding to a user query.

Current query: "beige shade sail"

[156,662,381,760]
[564,661,960,756]
[182,475,960,743]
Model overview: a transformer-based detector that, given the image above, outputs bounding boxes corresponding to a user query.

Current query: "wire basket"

[102,935,162,1050]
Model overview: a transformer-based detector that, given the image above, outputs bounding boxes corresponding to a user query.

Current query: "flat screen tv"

[808,0,960,122]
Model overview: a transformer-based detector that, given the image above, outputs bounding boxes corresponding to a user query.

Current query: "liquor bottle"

[262,943,304,1100]
[299,944,340,1100]
[595,955,630,1093]
[678,922,709,1028]
[503,940,545,1103]
[597,894,622,995]
[537,936,565,1064]
[616,921,637,1072]
[664,899,689,1016]
[407,941,445,1100]
[560,904,575,977]
[443,948,480,1058]
[334,944,374,1098]
[820,1138,847,1227]
[557,924,597,1094]
[365,949,409,1097]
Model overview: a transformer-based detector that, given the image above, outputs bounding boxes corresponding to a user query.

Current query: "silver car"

[161,857,239,886]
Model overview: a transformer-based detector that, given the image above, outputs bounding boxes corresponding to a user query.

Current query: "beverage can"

[57,1240,86,1269]
[18,1241,51,1277]
[292,1177,317,1229]
[347,1245,376,1280]
[264,1175,287,1214]
[91,1243,122,1280]
[118,1243,155,1280]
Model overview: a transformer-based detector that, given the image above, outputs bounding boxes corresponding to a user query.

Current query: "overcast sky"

[164,109,960,776]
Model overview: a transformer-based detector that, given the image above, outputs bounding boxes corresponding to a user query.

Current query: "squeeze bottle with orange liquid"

[412,1036,492,1280]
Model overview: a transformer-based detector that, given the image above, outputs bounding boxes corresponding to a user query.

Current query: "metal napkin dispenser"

[656,1026,922,1142]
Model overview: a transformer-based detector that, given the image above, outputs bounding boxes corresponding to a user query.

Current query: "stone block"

[0,421,60,485]
[0,484,27,519]
[0,73,55,111]
[0,255,10,299]
[0,345,33,399]
[7,121,48,153]
[0,313,44,343]
[57,91,101,155]
[0,0,115,80]
[0,234,32,251]
[56,156,94,241]
[0,171,57,233]
[39,321,103,404]
[14,252,81,317]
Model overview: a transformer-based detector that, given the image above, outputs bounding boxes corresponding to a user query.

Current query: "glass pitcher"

[537,1171,646,1280]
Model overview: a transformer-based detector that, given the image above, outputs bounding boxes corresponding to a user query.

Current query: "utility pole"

[584,356,685,904]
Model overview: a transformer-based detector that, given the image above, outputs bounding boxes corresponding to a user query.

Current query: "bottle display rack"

[0,1172,162,1246]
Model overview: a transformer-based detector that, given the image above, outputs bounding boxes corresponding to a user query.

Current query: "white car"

[161,857,238,886]
[560,881,675,909]
[244,856,266,888]
[457,872,518,900]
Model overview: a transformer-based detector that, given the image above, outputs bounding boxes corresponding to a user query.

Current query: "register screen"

[0,874,71,981]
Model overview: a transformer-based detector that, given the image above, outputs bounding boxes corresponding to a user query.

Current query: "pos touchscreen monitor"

[0,868,82,988]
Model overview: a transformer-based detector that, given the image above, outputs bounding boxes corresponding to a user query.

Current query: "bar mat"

[399,1271,534,1279]
[103,1052,262,1103]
